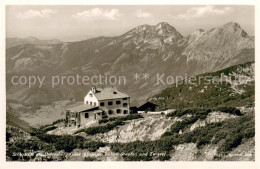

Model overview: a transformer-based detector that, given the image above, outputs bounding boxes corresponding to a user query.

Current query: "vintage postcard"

[0,0,259,169]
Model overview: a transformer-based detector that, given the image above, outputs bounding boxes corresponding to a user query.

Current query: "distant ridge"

[6,22,254,105]
[6,36,63,48]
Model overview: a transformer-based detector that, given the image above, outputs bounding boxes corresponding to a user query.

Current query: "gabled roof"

[138,102,158,108]
[130,100,147,108]
[66,104,97,112]
[94,87,129,100]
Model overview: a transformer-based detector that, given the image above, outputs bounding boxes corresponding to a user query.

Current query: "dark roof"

[130,100,147,108]
[66,104,97,112]
[94,87,129,100]
[138,102,158,108]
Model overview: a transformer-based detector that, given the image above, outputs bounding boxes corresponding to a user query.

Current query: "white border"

[0,0,259,169]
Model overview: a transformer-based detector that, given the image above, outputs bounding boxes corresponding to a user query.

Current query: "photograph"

[3,4,256,164]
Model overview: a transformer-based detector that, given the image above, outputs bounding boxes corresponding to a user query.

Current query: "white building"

[66,87,130,127]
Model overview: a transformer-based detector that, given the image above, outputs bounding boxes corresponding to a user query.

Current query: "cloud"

[172,6,233,20]
[17,9,57,19]
[135,9,152,18]
[72,8,120,21]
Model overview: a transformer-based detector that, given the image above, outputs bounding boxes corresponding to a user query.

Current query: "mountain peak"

[220,22,249,38]
[123,22,182,41]
[155,22,176,30]
[137,24,151,30]
[156,22,171,27]
[154,22,183,39]
[183,21,254,62]
[220,22,244,33]
[224,22,241,29]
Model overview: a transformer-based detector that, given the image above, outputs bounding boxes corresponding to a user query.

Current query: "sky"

[6,5,255,42]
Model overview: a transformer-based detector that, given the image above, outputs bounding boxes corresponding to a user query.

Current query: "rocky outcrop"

[93,114,178,143]
[190,112,237,131]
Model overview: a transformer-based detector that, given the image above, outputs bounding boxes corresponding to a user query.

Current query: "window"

[108,101,113,106]
[123,98,128,100]
[108,110,113,115]
[85,113,89,118]
[123,103,128,107]
[100,102,104,106]
[116,100,121,105]
[89,93,93,97]
[86,101,88,104]
[116,109,121,114]
[123,110,128,114]
[90,102,92,105]
[94,102,96,106]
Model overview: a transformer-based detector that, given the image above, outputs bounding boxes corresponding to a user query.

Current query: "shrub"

[218,134,243,152]
[158,154,171,161]
[166,108,211,118]
[196,136,211,148]
[84,156,97,161]
[36,134,84,152]
[86,114,143,135]
[102,115,108,119]
[99,114,143,124]
[52,119,65,125]
[213,107,242,116]
[40,126,57,133]
[6,130,11,142]
[98,118,109,124]
[110,138,174,155]
[80,141,106,152]
[85,120,125,135]
[6,138,55,160]
[166,107,241,118]
[168,115,203,134]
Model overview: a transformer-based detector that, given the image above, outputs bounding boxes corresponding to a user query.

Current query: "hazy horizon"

[6,5,255,42]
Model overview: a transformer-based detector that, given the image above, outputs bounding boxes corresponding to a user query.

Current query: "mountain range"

[6,22,255,106]
[6,36,63,49]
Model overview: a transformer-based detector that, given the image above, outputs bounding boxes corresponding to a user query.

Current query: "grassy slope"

[6,62,255,161]
[6,106,31,132]
[109,62,255,160]
[150,61,254,109]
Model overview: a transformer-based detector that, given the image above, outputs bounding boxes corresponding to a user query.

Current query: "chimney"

[91,87,96,93]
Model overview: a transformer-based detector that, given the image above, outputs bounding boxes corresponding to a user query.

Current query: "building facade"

[66,87,130,127]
